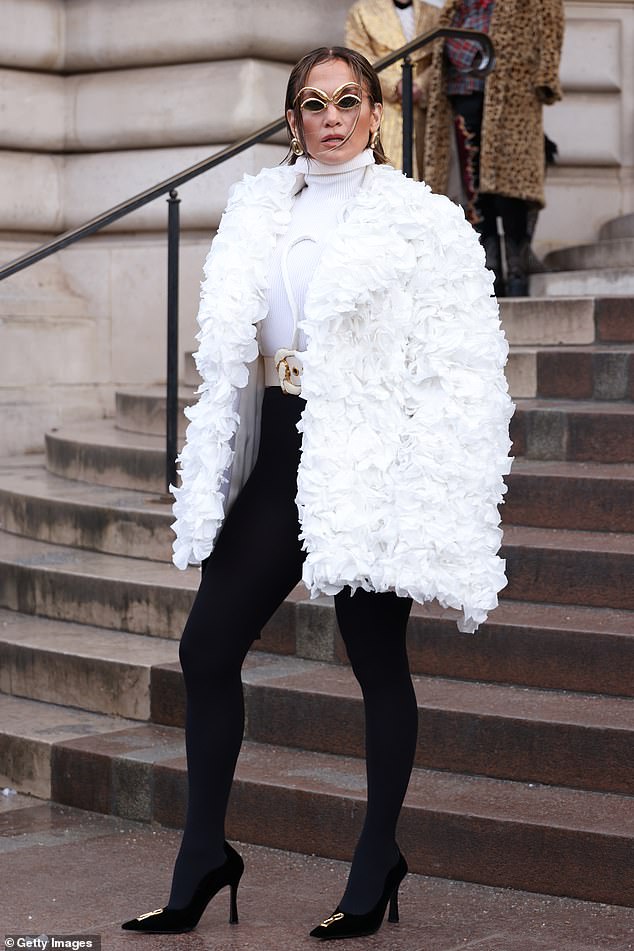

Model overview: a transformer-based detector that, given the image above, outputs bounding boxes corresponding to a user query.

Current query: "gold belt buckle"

[274,348,303,395]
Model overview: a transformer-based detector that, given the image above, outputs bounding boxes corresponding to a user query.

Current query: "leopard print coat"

[424,0,564,207]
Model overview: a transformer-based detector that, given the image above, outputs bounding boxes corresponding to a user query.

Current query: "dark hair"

[284,46,388,165]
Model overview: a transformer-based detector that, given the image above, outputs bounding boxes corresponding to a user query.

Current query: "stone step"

[505,459,634,533]
[589,296,634,343]
[122,346,633,427]
[115,386,194,437]
[1,453,629,572]
[0,457,173,561]
[0,530,292,654]
[4,571,631,719]
[0,529,196,638]
[151,650,634,796]
[544,238,634,273]
[45,419,170,492]
[5,615,630,797]
[8,457,632,564]
[45,383,634,498]
[46,400,634,489]
[405,600,634,698]
[500,297,634,345]
[5,521,633,627]
[511,399,634,462]
[531,268,634,298]
[508,345,634,401]
[502,523,634,611]
[0,608,178,719]
[0,693,139,799]
[50,724,634,906]
[1,530,633,689]
[600,212,634,242]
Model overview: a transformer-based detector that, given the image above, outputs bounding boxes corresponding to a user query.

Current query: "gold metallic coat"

[345,0,441,177]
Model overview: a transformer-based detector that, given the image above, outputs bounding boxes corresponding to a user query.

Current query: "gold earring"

[291,137,304,156]
[370,129,380,150]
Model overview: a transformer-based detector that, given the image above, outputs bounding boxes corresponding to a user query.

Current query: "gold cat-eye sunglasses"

[294,82,365,113]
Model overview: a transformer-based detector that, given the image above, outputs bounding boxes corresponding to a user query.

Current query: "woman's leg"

[168,389,304,909]
[333,588,417,915]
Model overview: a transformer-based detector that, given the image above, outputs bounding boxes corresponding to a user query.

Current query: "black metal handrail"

[0,27,494,490]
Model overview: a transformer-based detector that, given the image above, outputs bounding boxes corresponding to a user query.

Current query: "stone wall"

[1,0,334,452]
[538,0,634,252]
[1,0,632,453]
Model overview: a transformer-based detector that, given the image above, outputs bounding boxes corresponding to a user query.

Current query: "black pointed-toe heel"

[309,851,407,940]
[121,840,244,934]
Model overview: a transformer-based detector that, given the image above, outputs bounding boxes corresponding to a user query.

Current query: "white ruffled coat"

[171,161,514,633]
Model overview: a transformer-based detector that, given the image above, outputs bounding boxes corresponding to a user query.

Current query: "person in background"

[346,0,441,177]
[424,0,564,296]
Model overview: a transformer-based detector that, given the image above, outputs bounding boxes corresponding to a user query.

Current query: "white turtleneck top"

[260,149,375,359]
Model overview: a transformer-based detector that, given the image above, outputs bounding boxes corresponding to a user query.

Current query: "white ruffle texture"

[171,162,514,634]
[170,167,297,570]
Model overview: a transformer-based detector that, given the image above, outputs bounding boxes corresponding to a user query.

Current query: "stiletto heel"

[121,841,244,934]
[388,888,399,923]
[229,881,239,924]
[309,851,407,940]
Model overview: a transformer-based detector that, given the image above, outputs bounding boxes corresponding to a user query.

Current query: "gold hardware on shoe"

[320,912,345,927]
[136,908,164,921]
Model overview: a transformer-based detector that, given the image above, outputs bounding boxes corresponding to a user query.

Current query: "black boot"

[481,232,505,297]
[526,204,545,273]
[504,235,530,297]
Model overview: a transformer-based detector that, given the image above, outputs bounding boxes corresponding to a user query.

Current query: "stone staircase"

[1,289,633,909]
[534,212,634,297]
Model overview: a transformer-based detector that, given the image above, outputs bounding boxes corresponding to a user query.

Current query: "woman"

[122,46,513,941]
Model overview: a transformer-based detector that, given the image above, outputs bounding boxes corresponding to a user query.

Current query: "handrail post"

[166,188,180,494]
[401,56,414,179]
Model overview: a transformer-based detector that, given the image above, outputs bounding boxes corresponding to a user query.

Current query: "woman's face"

[288,59,382,165]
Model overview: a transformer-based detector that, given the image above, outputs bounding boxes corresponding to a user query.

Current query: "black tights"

[169,388,417,915]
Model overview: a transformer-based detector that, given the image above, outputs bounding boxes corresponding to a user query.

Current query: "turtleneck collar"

[294,148,375,179]
[289,149,375,203]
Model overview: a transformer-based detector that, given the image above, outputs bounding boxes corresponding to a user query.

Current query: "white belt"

[263,349,303,395]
